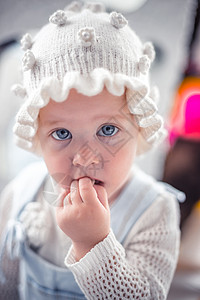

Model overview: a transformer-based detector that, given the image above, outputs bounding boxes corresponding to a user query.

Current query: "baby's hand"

[56,177,110,260]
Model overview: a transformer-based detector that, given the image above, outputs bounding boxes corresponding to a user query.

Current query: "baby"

[0,2,180,299]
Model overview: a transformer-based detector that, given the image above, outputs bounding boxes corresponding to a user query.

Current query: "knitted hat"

[12,1,166,155]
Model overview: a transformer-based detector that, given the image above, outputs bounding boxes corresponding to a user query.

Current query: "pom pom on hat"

[49,10,68,26]
[84,2,105,12]
[22,50,36,71]
[21,33,33,51]
[143,42,155,62]
[78,27,96,47]
[109,12,128,29]
[65,1,82,12]
[138,55,151,75]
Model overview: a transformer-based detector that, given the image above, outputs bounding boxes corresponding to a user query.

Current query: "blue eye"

[51,129,72,140]
[98,125,119,137]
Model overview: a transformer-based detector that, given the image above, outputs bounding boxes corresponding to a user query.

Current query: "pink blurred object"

[185,94,200,135]
[169,92,200,145]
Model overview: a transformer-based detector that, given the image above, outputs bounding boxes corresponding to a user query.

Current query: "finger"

[63,193,72,206]
[93,185,109,209]
[70,180,83,204]
[56,187,70,208]
[79,177,97,204]
[55,189,69,225]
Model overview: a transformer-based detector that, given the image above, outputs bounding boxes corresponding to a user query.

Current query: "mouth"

[73,177,104,186]
[93,179,104,186]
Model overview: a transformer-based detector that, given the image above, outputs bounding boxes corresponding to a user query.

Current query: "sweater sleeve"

[65,194,180,300]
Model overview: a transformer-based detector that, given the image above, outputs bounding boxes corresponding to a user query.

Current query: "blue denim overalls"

[0,162,182,299]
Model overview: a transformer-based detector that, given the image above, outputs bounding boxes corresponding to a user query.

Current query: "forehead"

[39,88,128,120]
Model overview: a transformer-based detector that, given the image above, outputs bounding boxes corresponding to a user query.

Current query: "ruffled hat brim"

[13,68,166,155]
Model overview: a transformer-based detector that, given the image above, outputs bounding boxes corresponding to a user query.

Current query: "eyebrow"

[44,119,66,125]
[92,112,131,118]
[94,113,133,122]
[41,113,133,127]
[39,118,68,127]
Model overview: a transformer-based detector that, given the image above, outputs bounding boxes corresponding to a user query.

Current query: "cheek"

[107,139,137,181]
[42,149,70,178]
[115,136,137,163]
[44,153,72,190]
[103,142,137,201]
[114,148,135,175]
[38,132,69,174]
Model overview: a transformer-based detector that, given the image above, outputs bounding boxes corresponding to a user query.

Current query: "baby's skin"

[38,88,139,261]
[56,177,110,260]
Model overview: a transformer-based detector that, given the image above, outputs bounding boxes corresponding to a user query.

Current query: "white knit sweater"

[65,196,180,299]
[0,172,180,300]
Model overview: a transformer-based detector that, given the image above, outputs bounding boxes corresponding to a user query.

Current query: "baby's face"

[38,88,139,203]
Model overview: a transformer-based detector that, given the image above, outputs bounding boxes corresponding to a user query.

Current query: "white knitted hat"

[12,1,166,155]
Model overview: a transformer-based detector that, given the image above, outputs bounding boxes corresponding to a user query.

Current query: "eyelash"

[51,129,72,141]
[50,124,120,141]
[97,124,119,137]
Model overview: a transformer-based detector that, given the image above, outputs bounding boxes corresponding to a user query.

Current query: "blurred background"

[0,1,200,299]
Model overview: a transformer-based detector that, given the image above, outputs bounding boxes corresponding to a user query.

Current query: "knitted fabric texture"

[65,198,179,300]
[19,202,52,248]
[12,1,166,155]
[0,171,180,299]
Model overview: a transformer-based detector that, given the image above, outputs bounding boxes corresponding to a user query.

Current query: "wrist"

[72,233,110,261]
[72,242,95,261]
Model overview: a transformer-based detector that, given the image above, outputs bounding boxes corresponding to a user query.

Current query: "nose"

[72,146,100,167]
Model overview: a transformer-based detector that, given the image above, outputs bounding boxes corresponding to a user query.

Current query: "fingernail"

[79,177,92,185]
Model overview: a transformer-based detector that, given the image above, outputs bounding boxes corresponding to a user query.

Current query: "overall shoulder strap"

[110,167,172,244]
[11,161,48,219]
